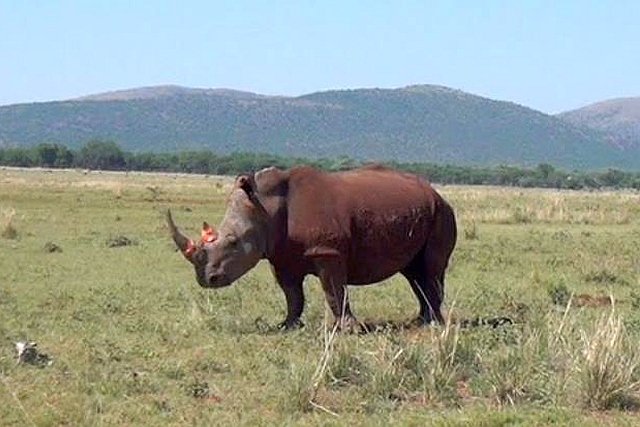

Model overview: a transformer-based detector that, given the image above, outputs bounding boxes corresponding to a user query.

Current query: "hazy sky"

[1,1,639,112]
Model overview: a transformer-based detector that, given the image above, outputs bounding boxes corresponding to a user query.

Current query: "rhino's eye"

[227,235,238,246]
[194,249,207,264]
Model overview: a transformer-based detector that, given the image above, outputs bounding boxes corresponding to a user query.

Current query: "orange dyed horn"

[201,222,218,243]
[184,239,197,257]
[166,209,197,260]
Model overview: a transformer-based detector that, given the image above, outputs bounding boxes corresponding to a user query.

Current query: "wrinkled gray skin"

[167,176,267,288]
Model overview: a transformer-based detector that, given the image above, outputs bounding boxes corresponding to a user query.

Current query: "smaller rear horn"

[201,222,218,243]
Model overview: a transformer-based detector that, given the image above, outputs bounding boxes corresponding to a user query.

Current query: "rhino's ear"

[235,174,255,196]
[235,174,268,217]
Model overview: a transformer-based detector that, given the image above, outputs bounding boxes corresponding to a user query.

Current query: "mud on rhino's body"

[168,165,457,329]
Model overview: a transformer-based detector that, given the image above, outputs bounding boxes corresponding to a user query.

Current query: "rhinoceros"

[167,165,457,329]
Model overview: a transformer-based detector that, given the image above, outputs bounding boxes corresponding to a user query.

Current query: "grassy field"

[1,167,639,426]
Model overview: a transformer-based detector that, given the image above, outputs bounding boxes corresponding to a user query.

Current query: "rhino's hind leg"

[402,274,427,324]
[406,201,456,325]
[402,248,445,325]
[423,274,445,324]
[404,274,445,325]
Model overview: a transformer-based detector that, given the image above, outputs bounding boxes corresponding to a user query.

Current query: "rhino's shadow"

[358,315,515,334]
[250,315,515,335]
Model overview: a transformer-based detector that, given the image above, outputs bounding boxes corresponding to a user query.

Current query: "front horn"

[166,209,195,258]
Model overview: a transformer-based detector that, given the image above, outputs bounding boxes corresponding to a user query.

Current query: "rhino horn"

[201,222,218,243]
[166,209,195,258]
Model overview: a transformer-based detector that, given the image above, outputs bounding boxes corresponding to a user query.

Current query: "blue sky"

[1,1,639,112]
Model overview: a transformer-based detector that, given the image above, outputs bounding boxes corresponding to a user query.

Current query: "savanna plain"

[1,167,639,426]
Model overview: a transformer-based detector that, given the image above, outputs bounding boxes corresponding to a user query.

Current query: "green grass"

[1,168,640,425]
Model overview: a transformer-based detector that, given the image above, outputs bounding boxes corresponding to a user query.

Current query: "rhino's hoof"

[278,319,305,330]
[410,316,436,327]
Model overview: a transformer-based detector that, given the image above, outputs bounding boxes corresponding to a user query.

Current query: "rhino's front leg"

[273,268,305,330]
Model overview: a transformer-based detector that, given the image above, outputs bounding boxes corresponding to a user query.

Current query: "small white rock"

[15,341,52,366]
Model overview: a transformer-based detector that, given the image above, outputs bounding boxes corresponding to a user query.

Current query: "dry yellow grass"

[0,207,18,239]
[447,185,639,225]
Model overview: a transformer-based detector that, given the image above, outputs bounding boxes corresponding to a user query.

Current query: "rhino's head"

[167,175,268,288]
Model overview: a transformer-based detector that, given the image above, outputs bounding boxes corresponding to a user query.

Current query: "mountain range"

[0,84,638,170]
[558,97,640,152]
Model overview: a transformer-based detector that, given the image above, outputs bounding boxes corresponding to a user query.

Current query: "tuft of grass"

[279,314,341,416]
[481,307,577,408]
[422,312,461,402]
[578,307,640,410]
[145,185,163,202]
[462,217,479,240]
[1,208,18,239]
[547,280,571,306]
[359,312,462,406]
[186,378,212,399]
[364,338,408,403]
[43,241,63,253]
[486,334,541,406]
[584,269,624,286]
[105,235,137,248]
[113,184,124,200]
[511,206,533,224]
[630,291,640,310]
[280,361,324,415]
[328,345,368,387]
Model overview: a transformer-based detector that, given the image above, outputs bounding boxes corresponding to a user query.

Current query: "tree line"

[1,140,639,190]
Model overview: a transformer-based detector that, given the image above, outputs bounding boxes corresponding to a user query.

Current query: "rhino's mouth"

[198,273,232,289]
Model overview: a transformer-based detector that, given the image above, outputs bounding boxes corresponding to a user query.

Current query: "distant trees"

[76,140,126,170]
[0,140,639,190]
[33,143,74,168]
[0,147,34,167]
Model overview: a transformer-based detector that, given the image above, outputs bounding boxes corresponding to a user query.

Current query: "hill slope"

[0,85,634,169]
[558,97,640,152]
